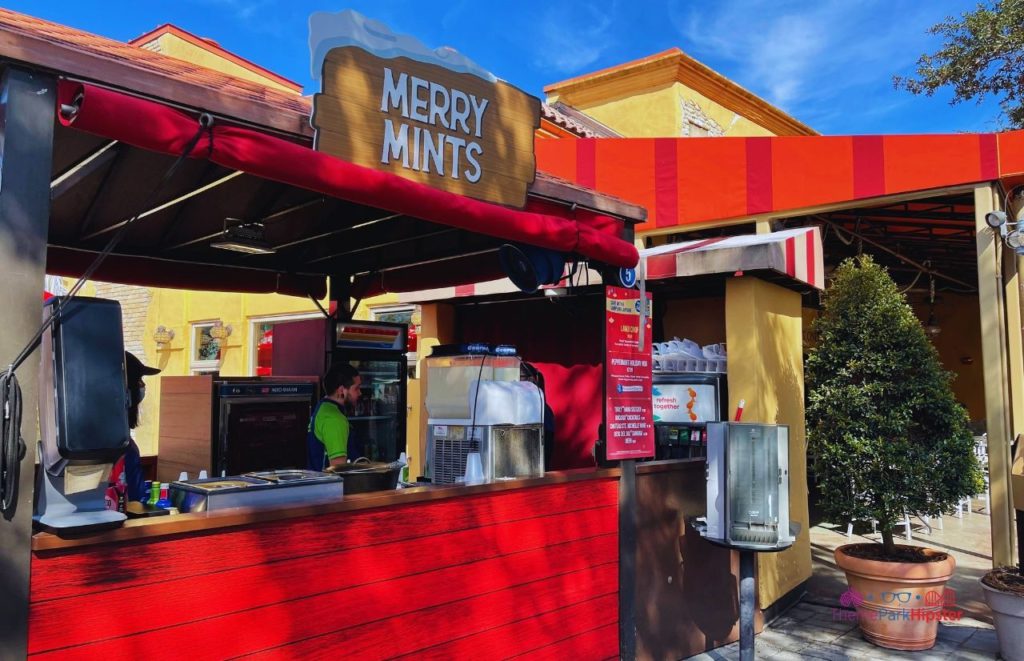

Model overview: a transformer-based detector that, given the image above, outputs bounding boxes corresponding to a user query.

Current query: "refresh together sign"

[309,10,541,208]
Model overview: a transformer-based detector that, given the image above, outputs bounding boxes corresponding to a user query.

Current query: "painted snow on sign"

[309,9,497,83]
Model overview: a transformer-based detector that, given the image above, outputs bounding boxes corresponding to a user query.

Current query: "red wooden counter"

[28,462,748,659]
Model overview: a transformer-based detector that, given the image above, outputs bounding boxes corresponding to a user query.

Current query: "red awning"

[56,81,638,282]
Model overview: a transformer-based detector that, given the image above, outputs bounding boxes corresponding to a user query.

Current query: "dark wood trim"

[529,175,647,223]
[31,468,621,552]
[0,66,56,661]
[0,31,313,138]
[0,35,646,223]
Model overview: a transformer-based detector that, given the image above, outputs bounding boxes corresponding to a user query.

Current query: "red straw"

[734,399,745,422]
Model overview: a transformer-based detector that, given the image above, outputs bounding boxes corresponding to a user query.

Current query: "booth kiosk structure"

[692,422,799,661]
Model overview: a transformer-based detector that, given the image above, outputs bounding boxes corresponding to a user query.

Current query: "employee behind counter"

[307,363,362,470]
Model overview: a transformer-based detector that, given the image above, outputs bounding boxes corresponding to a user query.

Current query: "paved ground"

[688,495,1000,659]
[688,601,998,660]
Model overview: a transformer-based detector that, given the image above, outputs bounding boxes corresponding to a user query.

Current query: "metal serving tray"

[171,471,343,513]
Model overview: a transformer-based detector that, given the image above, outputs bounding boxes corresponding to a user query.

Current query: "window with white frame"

[249,312,323,376]
[190,322,223,375]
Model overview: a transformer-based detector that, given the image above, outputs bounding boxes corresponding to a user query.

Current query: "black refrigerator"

[211,378,320,476]
[331,320,409,463]
[652,372,727,459]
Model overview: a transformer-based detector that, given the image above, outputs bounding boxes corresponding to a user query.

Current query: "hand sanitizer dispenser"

[34,297,131,532]
[705,422,794,550]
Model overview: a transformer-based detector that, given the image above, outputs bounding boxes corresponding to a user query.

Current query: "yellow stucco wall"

[145,34,299,94]
[551,81,775,138]
[132,288,326,455]
[130,288,413,457]
[910,293,985,422]
[725,277,812,608]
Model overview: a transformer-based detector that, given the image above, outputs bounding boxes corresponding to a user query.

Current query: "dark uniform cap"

[125,352,161,381]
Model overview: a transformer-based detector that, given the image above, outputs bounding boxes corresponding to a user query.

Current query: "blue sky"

[5,0,1007,135]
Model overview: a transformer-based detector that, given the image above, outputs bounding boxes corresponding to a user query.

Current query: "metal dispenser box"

[705,422,794,550]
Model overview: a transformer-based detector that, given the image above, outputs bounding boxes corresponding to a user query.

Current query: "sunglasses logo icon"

[881,591,912,604]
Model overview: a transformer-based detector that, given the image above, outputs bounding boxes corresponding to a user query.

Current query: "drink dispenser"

[704,422,794,550]
[424,345,544,483]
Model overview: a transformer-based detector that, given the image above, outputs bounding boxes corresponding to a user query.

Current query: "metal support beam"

[80,170,243,241]
[974,183,1017,567]
[164,196,324,252]
[739,550,756,661]
[0,67,56,661]
[50,140,119,200]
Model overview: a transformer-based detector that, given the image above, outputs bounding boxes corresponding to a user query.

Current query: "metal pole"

[619,458,637,660]
[739,549,756,661]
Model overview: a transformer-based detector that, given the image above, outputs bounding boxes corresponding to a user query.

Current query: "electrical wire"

[468,352,488,461]
[0,116,211,520]
[1,370,24,520]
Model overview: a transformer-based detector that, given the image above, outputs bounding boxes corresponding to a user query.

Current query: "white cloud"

[532,3,616,74]
[667,0,943,129]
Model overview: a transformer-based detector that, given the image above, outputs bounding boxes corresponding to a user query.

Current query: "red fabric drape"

[57,82,638,273]
[353,252,509,298]
[46,247,325,297]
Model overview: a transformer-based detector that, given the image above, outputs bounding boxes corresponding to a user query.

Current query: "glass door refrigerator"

[652,372,727,459]
[331,321,409,462]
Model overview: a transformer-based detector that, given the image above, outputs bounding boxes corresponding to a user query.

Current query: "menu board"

[605,286,654,460]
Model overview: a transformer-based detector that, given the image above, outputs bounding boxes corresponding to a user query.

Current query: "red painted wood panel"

[509,622,619,660]
[29,480,619,659]
[32,535,616,659]
[243,566,618,659]
[395,593,619,660]
[30,508,617,653]
[32,479,617,601]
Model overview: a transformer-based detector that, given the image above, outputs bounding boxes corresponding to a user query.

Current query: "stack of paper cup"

[464,452,485,485]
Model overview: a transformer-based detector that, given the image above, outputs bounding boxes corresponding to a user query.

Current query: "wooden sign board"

[312,46,541,209]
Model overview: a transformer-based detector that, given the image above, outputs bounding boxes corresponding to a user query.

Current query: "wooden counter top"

[32,467,612,552]
[32,459,702,552]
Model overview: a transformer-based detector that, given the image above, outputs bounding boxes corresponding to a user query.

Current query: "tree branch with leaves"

[895,0,1024,128]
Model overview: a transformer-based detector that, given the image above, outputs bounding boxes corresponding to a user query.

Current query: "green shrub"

[806,256,984,556]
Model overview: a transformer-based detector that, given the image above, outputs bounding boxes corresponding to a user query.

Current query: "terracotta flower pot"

[834,544,956,651]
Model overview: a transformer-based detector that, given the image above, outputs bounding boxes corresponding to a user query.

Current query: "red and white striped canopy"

[397,227,824,304]
[642,226,824,290]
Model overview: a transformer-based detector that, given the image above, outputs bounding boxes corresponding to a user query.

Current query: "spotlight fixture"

[210,219,276,255]
[987,210,1008,229]
[987,197,1024,255]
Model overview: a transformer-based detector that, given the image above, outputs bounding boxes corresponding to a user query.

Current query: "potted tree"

[806,256,983,651]
[982,567,1024,661]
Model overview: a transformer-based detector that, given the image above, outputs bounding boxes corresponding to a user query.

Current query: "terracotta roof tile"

[0,8,311,119]
[542,102,620,138]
